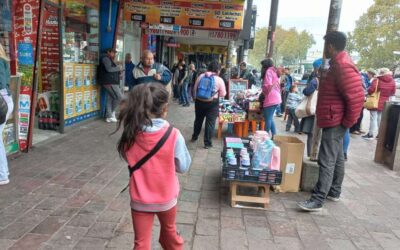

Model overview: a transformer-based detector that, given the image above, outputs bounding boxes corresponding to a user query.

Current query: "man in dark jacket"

[98,48,123,123]
[298,31,364,211]
[239,62,255,88]
[125,53,135,90]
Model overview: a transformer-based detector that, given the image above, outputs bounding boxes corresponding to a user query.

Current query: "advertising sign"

[146,27,239,41]
[63,63,100,126]
[14,0,40,151]
[228,79,248,100]
[124,0,245,30]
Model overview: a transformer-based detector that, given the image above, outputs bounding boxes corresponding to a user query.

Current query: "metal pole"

[242,0,253,62]
[310,0,343,160]
[266,0,279,58]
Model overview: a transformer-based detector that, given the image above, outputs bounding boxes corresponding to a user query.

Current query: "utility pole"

[310,0,343,160]
[266,0,279,58]
[242,0,253,62]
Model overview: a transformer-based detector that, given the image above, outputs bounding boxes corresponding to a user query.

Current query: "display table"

[230,181,270,209]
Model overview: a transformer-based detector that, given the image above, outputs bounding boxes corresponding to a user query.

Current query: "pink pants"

[131,206,183,250]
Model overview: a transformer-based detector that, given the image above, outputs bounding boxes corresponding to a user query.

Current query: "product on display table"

[221,133,282,185]
[219,100,247,123]
[222,133,283,209]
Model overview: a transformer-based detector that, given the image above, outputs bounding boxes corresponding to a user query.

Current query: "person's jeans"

[131,206,183,250]
[286,108,300,132]
[311,125,346,204]
[343,129,350,154]
[368,110,382,136]
[350,108,364,133]
[193,99,219,146]
[263,104,278,136]
[173,84,180,99]
[0,91,13,181]
[275,104,282,115]
[103,85,122,118]
[179,82,189,105]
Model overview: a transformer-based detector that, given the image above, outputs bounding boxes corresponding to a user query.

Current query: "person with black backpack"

[98,48,123,123]
[191,61,226,149]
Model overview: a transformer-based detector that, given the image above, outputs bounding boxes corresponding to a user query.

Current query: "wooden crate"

[230,181,270,209]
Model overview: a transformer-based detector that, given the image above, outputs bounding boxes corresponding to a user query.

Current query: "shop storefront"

[122,0,245,67]
[1,0,102,154]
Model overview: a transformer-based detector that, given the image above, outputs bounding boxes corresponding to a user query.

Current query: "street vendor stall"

[217,79,265,138]
[221,132,282,209]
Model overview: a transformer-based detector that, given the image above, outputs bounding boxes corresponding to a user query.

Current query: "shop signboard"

[146,27,239,41]
[228,79,248,100]
[14,0,40,151]
[124,0,245,30]
[63,63,100,126]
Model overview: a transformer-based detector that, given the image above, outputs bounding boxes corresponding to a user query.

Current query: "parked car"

[395,78,400,89]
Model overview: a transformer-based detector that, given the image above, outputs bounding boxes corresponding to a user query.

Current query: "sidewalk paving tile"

[0,104,399,249]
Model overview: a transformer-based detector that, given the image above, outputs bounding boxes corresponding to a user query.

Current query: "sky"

[252,0,375,53]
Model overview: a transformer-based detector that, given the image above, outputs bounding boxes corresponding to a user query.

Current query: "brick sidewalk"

[1,103,400,250]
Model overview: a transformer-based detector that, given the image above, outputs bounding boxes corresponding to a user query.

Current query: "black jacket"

[98,56,120,85]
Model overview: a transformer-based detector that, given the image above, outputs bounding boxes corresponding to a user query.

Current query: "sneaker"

[362,133,374,140]
[0,179,10,185]
[190,137,198,142]
[344,153,348,161]
[326,195,340,202]
[297,199,323,212]
[204,144,213,149]
[276,113,283,117]
[183,103,190,107]
[106,117,118,123]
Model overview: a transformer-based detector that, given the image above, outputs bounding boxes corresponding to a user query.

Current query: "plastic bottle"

[270,146,281,171]
[259,140,274,169]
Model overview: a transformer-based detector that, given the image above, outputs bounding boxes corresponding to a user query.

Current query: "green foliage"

[248,26,315,69]
[349,0,400,70]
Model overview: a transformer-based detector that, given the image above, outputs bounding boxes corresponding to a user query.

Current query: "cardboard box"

[273,136,305,192]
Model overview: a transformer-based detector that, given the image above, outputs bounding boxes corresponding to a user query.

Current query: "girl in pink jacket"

[116,83,191,250]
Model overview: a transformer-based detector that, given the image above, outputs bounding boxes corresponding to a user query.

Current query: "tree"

[248,26,315,69]
[349,0,400,70]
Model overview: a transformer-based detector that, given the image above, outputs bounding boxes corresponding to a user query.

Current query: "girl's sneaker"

[0,179,10,185]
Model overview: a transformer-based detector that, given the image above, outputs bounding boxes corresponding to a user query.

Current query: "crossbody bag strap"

[128,125,173,177]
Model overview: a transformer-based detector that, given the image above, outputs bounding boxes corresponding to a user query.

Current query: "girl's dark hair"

[116,83,169,161]
[260,58,274,79]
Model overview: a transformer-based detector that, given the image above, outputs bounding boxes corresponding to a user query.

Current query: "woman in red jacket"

[363,68,396,140]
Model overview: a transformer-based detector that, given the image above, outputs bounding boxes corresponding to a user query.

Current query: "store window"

[63,0,99,64]
[61,0,101,127]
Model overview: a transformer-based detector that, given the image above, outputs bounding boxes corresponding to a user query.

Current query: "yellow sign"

[63,63,100,122]
[124,0,245,30]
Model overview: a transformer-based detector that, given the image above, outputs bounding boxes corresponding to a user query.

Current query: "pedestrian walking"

[132,50,172,88]
[285,85,302,132]
[362,68,396,140]
[98,48,123,123]
[191,61,227,149]
[183,63,196,106]
[298,31,365,211]
[116,83,191,250]
[178,62,188,105]
[0,44,13,185]
[260,58,281,137]
[300,58,322,158]
[125,53,135,91]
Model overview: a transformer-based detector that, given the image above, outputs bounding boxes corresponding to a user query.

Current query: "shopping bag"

[295,90,318,118]
[364,80,380,110]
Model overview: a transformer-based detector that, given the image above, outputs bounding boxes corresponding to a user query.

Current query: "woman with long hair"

[260,58,281,137]
[0,43,13,185]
